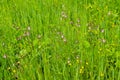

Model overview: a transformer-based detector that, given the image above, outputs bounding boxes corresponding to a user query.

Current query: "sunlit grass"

[0,0,120,80]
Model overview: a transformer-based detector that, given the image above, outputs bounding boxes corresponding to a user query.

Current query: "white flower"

[3,54,7,59]
[61,35,64,39]
[37,34,41,39]
[101,29,105,33]
[108,11,111,16]
[27,26,31,31]
[63,38,67,42]
[102,39,106,43]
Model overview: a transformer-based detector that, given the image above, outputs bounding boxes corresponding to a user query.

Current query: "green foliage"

[0,0,120,80]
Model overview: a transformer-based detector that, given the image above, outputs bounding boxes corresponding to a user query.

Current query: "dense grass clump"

[0,0,120,80]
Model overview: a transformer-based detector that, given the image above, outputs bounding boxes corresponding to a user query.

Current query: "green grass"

[0,0,120,80]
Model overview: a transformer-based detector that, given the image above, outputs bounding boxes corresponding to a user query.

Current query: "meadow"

[0,0,120,80]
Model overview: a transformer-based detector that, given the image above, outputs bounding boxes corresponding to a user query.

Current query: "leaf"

[83,40,90,48]
[115,51,120,58]
[111,48,115,53]
[33,39,38,47]
[116,60,120,68]
[19,49,27,57]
